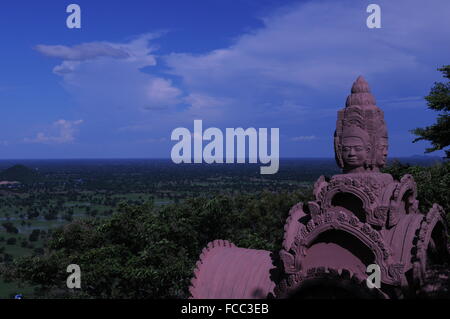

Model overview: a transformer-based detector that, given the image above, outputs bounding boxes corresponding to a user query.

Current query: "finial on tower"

[346,75,376,108]
[351,76,370,93]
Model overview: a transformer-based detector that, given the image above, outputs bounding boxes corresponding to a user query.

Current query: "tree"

[5,189,312,299]
[2,222,18,234]
[29,229,41,242]
[412,65,450,158]
[6,238,17,245]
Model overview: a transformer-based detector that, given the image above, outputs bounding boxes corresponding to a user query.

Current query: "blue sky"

[0,0,449,159]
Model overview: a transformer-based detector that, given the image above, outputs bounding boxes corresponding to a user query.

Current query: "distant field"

[0,190,170,298]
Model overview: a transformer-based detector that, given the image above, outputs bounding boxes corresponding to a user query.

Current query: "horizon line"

[0,155,443,161]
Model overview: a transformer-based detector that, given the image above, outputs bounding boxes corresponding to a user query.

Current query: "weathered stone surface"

[189,76,449,299]
[335,76,388,173]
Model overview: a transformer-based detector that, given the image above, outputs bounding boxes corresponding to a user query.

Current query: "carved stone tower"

[189,76,449,299]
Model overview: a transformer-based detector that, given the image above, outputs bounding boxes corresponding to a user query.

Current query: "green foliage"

[6,238,17,246]
[383,161,450,217]
[5,189,312,299]
[0,164,41,184]
[2,222,18,234]
[29,230,41,242]
[412,65,450,158]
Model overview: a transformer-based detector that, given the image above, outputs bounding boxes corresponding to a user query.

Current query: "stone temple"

[189,76,449,299]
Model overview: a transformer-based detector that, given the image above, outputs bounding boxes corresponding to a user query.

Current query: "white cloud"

[52,61,81,75]
[24,119,83,144]
[36,33,182,114]
[144,78,182,109]
[35,43,130,61]
[48,34,159,76]
[166,1,422,91]
[183,93,231,118]
[164,0,450,113]
[32,0,450,157]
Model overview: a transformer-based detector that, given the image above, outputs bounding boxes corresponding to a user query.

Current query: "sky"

[0,0,449,159]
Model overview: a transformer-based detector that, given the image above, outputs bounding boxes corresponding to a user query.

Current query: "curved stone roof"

[189,240,276,299]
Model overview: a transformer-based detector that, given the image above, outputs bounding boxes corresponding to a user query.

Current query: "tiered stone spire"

[334,76,388,173]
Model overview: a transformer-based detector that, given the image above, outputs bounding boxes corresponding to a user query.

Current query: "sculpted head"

[375,135,388,168]
[334,76,389,173]
[338,126,371,173]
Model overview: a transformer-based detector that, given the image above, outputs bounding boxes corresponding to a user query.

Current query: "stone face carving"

[335,76,388,173]
[340,126,371,173]
[375,129,389,168]
[189,76,449,299]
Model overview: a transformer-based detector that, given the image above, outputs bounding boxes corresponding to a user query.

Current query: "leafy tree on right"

[412,65,450,158]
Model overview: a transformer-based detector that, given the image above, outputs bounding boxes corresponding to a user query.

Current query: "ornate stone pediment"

[189,76,449,300]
